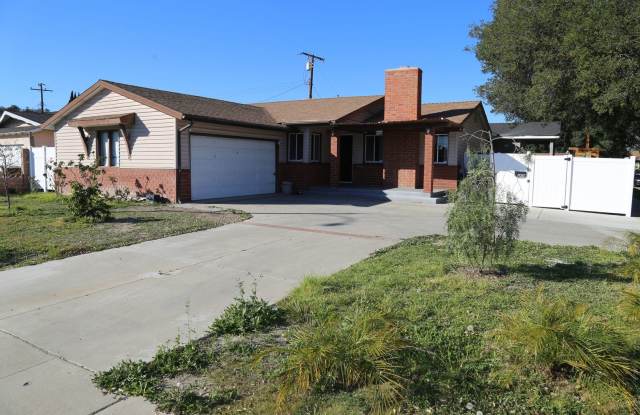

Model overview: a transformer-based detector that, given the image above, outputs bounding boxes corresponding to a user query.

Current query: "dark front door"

[339,135,353,182]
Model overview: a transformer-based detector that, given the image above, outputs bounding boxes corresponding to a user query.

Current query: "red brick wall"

[382,130,420,188]
[279,163,329,192]
[329,134,339,186]
[433,165,458,190]
[62,167,179,202]
[353,164,383,187]
[423,133,434,192]
[384,68,422,122]
[0,176,29,193]
[177,169,191,202]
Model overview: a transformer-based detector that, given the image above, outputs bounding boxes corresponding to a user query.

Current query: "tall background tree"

[471,0,640,156]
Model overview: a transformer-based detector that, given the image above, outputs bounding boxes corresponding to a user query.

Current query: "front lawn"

[0,193,249,270]
[94,236,639,414]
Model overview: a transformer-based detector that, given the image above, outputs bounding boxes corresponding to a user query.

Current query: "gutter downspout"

[176,119,193,203]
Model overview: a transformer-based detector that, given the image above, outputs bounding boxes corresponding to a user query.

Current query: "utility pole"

[30,82,53,113]
[300,52,324,99]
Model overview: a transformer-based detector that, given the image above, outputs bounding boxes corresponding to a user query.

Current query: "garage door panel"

[191,135,276,200]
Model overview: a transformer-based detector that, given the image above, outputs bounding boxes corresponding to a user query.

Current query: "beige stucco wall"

[54,89,177,169]
[0,135,31,148]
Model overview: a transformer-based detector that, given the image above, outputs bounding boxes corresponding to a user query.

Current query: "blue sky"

[0,0,504,121]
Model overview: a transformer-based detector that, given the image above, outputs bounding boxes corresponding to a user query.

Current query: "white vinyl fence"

[0,145,23,168]
[491,153,636,217]
[29,146,56,191]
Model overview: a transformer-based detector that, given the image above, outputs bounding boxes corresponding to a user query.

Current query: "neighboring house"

[491,121,561,154]
[41,67,489,202]
[0,110,56,191]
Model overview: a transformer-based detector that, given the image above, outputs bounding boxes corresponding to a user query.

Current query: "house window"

[288,132,304,162]
[435,134,448,164]
[364,134,383,163]
[97,130,120,167]
[310,133,321,162]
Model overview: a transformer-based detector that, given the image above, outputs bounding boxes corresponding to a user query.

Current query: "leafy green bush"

[271,310,409,414]
[447,155,527,272]
[93,359,160,398]
[209,282,283,336]
[495,288,639,411]
[93,340,214,399]
[65,156,111,222]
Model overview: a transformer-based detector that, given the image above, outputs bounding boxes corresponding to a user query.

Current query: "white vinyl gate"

[30,146,56,191]
[492,154,636,217]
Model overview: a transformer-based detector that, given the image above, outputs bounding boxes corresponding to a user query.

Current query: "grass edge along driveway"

[0,193,250,270]
[94,235,640,415]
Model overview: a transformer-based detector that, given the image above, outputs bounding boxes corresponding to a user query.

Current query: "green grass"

[94,236,640,414]
[0,192,249,270]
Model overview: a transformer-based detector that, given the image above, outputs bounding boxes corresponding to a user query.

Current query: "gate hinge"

[561,205,568,209]
[564,157,571,161]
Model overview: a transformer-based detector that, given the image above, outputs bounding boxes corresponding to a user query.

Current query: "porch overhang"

[68,113,136,158]
[330,117,461,133]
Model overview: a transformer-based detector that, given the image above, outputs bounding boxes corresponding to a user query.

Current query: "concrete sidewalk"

[1,194,638,414]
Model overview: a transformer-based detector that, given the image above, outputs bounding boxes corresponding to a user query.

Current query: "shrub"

[93,359,160,398]
[271,310,409,414]
[619,232,640,283]
[93,340,214,399]
[494,288,639,410]
[209,282,283,336]
[65,156,111,222]
[619,285,640,323]
[152,340,215,375]
[447,155,528,272]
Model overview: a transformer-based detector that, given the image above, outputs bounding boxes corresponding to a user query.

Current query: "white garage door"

[190,135,276,200]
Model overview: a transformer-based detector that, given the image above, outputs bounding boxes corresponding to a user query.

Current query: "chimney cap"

[385,67,422,72]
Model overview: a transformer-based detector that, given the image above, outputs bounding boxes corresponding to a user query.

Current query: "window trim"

[364,133,383,164]
[287,132,304,162]
[310,132,321,162]
[434,134,449,165]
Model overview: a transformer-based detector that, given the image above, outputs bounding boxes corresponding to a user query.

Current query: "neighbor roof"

[493,121,561,139]
[0,110,57,136]
[420,101,482,124]
[253,95,384,124]
[489,122,517,137]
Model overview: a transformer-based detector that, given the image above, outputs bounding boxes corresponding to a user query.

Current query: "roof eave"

[185,114,289,131]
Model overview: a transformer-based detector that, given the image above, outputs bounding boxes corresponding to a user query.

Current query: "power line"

[264,82,307,101]
[30,83,52,113]
[300,52,325,99]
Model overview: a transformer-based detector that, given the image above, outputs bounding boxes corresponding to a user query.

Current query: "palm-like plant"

[495,288,639,411]
[268,310,410,414]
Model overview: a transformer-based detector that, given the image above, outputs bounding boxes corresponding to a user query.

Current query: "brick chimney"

[383,67,422,122]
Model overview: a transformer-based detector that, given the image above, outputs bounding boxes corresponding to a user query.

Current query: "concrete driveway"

[1,194,638,415]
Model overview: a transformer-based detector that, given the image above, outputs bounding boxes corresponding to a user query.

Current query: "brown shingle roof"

[253,95,384,124]
[104,81,283,128]
[421,101,481,124]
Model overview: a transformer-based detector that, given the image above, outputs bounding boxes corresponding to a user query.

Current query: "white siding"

[54,89,177,169]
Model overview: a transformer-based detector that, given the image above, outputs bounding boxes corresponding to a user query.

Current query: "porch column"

[423,132,434,193]
[329,133,340,186]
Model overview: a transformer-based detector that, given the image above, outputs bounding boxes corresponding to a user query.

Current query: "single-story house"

[40,67,489,202]
[491,121,561,154]
[0,110,56,191]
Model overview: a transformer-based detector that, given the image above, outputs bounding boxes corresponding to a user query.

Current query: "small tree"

[65,155,111,222]
[0,145,22,211]
[47,160,70,196]
[446,154,528,272]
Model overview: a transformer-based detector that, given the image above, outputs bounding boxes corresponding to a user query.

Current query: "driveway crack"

[0,328,95,373]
